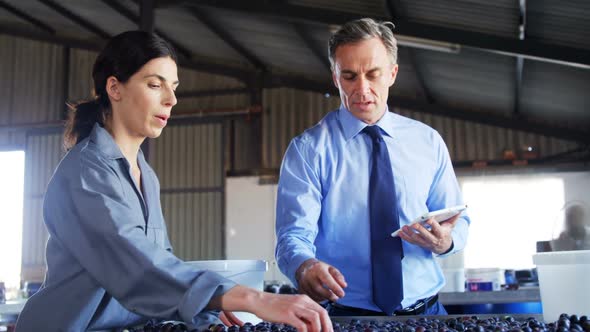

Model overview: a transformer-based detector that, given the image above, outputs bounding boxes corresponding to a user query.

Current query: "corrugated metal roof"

[156,6,249,64]
[59,0,138,37]
[413,48,515,116]
[289,0,387,17]
[521,59,590,129]
[527,0,590,50]
[401,0,520,38]
[7,0,99,40]
[391,47,431,100]
[0,1,587,145]
[203,7,330,79]
[0,4,32,27]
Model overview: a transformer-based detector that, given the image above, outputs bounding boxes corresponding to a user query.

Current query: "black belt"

[330,294,439,316]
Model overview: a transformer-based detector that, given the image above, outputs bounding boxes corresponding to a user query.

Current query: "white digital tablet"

[390,204,468,237]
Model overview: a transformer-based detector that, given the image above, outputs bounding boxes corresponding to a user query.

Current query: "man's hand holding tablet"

[391,204,468,237]
[392,204,467,255]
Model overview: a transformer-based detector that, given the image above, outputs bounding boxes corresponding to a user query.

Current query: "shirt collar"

[89,123,125,160]
[338,104,397,140]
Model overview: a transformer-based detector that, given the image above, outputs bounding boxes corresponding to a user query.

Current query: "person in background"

[275,18,470,317]
[16,31,331,332]
[553,204,590,251]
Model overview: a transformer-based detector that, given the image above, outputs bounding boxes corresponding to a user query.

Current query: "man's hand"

[296,259,347,302]
[398,213,460,254]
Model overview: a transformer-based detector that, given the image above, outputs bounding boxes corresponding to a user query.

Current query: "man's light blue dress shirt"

[16,124,236,331]
[276,106,470,312]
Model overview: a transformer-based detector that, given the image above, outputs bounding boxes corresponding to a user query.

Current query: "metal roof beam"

[139,0,155,33]
[1,21,586,144]
[176,87,249,99]
[186,6,266,71]
[385,0,434,104]
[391,98,589,144]
[514,0,527,116]
[0,24,101,50]
[292,23,331,72]
[100,0,192,59]
[37,0,110,40]
[191,0,590,69]
[154,0,187,8]
[0,1,55,34]
[0,25,253,82]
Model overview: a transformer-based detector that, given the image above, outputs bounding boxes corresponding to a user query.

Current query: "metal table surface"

[0,300,26,325]
[438,289,541,305]
[330,313,545,322]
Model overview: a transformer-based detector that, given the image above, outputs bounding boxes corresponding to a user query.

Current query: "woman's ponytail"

[63,97,107,151]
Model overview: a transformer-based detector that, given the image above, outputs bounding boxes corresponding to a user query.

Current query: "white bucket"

[533,250,590,322]
[187,260,267,324]
[441,268,465,292]
[465,268,504,291]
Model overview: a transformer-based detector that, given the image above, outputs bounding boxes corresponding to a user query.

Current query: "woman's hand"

[209,285,333,332]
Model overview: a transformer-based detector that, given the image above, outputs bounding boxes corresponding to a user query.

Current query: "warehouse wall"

[261,88,580,170]
[150,122,225,261]
[20,131,63,282]
[0,36,65,125]
[0,35,584,283]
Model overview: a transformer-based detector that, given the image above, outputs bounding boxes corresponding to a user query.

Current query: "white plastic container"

[533,250,590,322]
[187,260,267,324]
[465,268,504,291]
[441,268,465,292]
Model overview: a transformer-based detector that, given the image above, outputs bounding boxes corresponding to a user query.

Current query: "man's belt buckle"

[394,294,438,316]
[394,300,425,316]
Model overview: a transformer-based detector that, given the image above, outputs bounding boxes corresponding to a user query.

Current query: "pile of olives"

[126,313,589,332]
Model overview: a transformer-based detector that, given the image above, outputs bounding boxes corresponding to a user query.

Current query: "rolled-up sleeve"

[275,139,322,286]
[44,151,235,324]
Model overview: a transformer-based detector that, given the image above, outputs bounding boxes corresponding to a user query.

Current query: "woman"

[15,31,331,332]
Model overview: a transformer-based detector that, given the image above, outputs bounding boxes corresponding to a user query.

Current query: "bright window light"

[0,150,25,293]
[460,175,564,269]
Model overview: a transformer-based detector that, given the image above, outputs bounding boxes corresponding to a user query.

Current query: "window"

[0,150,25,298]
[459,174,564,269]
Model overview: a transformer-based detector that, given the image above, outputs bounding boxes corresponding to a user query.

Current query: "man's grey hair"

[328,18,398,70]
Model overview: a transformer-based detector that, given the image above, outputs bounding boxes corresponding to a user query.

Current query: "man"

[275,18,470,316]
